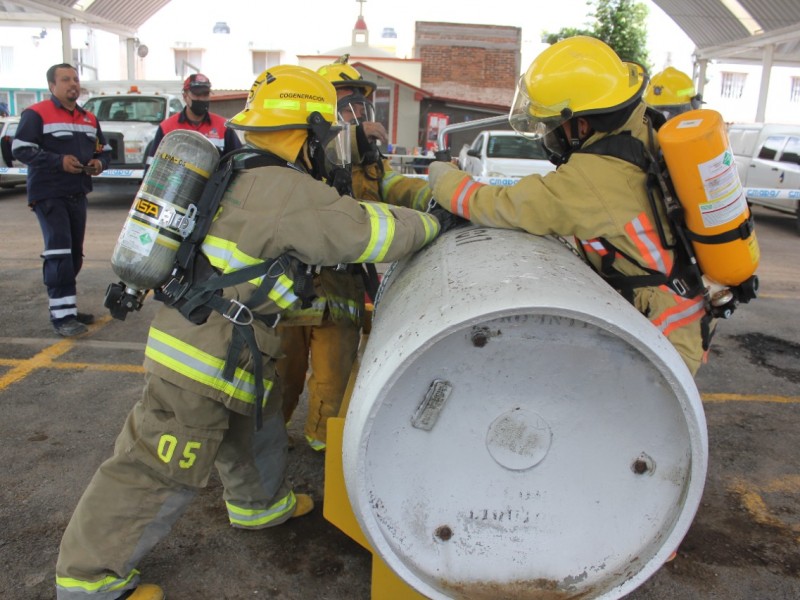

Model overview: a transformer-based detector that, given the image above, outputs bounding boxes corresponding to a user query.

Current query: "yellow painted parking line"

[757,292,800,300]
[0,358,144,373]
[0,316,146,390]
[0,338,76,391]
[702,393,800,404]
[730,476,800,542]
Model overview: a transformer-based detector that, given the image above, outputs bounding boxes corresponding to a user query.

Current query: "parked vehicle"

[0,116,26,189]
[457,130,555,181]
[728,122,800,233]
[81,83,184,178]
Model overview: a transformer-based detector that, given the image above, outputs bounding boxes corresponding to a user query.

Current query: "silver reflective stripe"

[43,123,98,135]
[656,299,705,334]
[226,491,295,527]
[412,185,433,211]
[630,215,668,274]
[454,180,480,216]
[42,248,72,258]
[50,295,77,307]
[12,138,37,151]
[356,202,395,262]
[201,236,299,307]
[145,328,269,404]
[55,570,139,600]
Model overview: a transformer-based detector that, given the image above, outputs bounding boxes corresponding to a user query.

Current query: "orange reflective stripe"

[625,213,673,274]
[652,295,705,338]
[449,178,482,220]
[580,238,608,256]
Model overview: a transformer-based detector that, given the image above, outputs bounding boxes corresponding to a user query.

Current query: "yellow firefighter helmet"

[317,60,376,98]
[227,65,349,164]
[509,36,646,137]
[644,67,703,119]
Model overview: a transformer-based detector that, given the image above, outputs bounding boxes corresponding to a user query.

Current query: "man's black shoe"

[76,312,95,325]
[54,318,88,337]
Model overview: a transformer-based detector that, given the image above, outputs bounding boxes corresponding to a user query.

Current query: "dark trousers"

[32,195,88,323]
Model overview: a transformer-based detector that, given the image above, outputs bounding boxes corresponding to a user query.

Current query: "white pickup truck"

[81,83,184,179]
[457,130,555,185]
[728,122,800,233]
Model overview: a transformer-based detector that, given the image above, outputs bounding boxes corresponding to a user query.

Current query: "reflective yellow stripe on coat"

[145,327,273,405]
[201,234,298,309]
[380,170,433,211]
[356,202,397,262]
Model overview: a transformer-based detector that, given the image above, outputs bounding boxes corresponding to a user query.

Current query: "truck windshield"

[82,97,167,123]
[487,135,548,160]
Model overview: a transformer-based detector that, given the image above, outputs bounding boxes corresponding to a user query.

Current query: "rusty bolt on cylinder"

[632,453,655,475]
[434,525,453,541]
[471,330,488,347]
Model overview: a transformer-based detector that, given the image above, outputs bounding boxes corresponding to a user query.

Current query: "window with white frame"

[373,88,390,138]
[720,72,747,99]
[15,92,37,112]
[790,77,800,104]
[174,48,204,78]
[251,50,282,74]
[0,46,13,73]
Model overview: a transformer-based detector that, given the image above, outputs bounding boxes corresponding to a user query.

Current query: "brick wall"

[415,22,521,91]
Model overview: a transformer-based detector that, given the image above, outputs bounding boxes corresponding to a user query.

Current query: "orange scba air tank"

[657,108,759,286]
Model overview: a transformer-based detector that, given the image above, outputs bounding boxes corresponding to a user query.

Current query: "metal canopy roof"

[4,1,799,67]
[653,0,800,65]
[2,0,172,37]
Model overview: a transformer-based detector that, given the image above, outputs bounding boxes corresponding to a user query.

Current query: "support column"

[755,44,774,122]
[60,18,72,64]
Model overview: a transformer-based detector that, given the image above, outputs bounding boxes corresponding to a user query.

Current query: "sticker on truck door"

[697,147,748,228]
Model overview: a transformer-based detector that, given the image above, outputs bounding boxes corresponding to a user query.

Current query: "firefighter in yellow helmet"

[644,66,704,120]
[276,58,434,452]
[428,36,715,376]
[55,65,440,600]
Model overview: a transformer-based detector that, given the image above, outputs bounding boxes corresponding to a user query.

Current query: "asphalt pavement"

[0,182,798,600]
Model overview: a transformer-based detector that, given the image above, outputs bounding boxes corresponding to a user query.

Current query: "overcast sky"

[139,0,695,75]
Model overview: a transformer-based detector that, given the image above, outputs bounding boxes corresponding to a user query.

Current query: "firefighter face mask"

[321,120,351,167]
[337,91,376,126]
[305,111,351,181]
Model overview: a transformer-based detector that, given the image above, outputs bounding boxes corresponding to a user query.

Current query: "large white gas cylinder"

[343,226,707,600]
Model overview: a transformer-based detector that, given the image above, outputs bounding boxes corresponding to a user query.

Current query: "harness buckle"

[222,299,254,326]
[671,278,688,297]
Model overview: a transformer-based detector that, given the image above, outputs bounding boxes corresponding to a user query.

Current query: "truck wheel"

[796,209,800,236]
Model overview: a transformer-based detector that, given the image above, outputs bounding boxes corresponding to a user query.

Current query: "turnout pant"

[32,195,87,324]
[277,316,360,447]
[55,374,296,599]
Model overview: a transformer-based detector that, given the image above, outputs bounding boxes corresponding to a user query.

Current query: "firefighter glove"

[427,160,458,192]
[433,149,452,162]
[428,201,469,234]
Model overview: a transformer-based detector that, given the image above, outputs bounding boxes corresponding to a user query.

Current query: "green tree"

[542,0,651,69]
[592,0,650,66]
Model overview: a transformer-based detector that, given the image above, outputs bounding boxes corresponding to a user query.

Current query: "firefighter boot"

[118,584,165,599]
[292,493,314,518]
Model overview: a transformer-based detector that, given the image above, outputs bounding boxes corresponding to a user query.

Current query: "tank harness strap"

[576,129,714,348]
[576,134,699,297]
[160,148,306,430]
[686,214,755,245]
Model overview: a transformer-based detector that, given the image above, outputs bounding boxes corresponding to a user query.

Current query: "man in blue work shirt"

[13,63,111,337]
